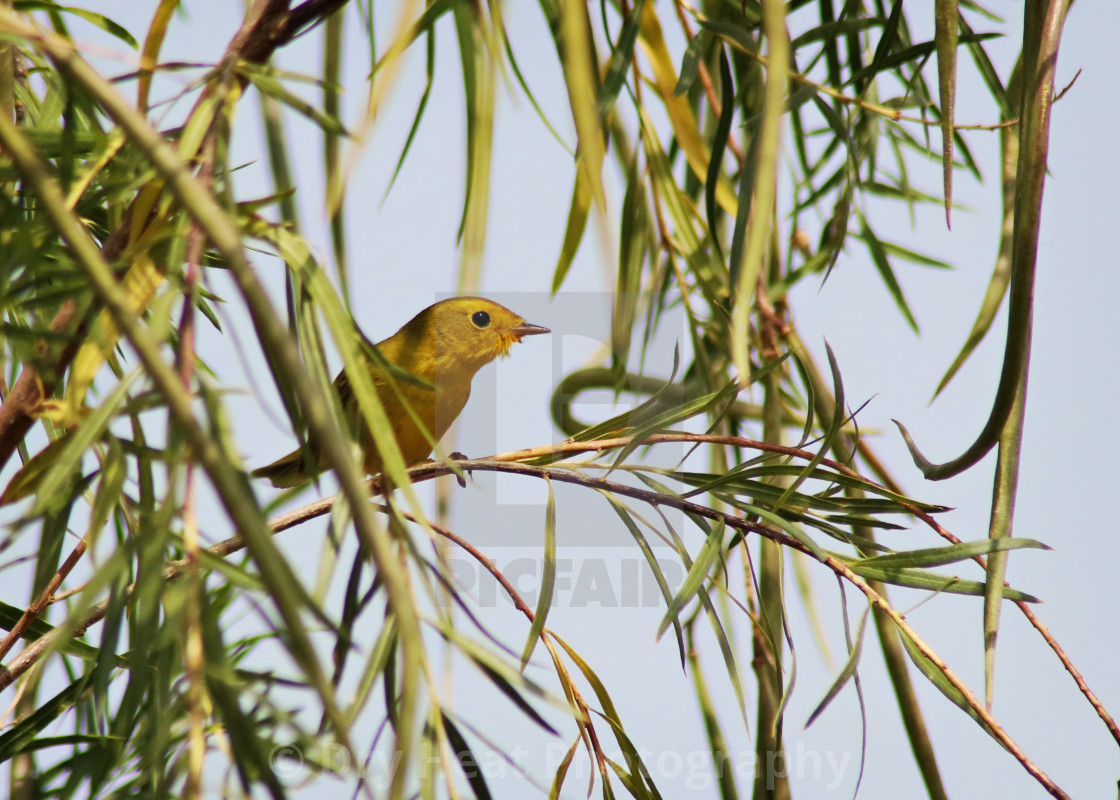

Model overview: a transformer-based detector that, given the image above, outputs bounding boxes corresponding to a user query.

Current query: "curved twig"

[893,0,1070,480]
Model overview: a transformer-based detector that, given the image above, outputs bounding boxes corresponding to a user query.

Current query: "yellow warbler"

[253,297,549,487]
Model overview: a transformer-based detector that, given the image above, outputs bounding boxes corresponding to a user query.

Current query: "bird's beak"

[507,322,550,339]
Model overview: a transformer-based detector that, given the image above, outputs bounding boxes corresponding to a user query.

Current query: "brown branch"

[0,535,88,663]
[852,434,1120,748]
[275,0,349,46]
[265,455,1066,797]
[0,436,1077,798]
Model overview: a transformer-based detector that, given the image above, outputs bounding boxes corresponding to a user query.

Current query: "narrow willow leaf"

[551,167,591,294]
[960,14,1014,119]
[693,17,759,56]
[674,30,706,97]
[452,5,495,289]
[521,478,557,670]
[197,593,288,799]
[848,31,999,88]
[240,65,347,135]
[791,18,883,49]
[933,138,1016,397]
[441,711,495,800]
[604,748,656,799]
[877,239,953,268]
[87,436,126,549]
[717,493,829,562]
[639,10,737,213]
[382,28,435,202]
[597,0,645,119]
[805,604,870,728]
[657,520,724,638]
[772,344,845,514]
[138,0,179,111]
[679,466,945,515]
[499,24,572,153]
[0,601,102,661]
[547,738,581,800]
[935,0,960,226]
[0,671,92,761]
[865,0,905,81]
[609,381,738,473]
[858,210,918,332]
[853,537,1046,569]
[557,0,605,209]
[446,630,559,734]
[396,0,465,50]
[897,626,998,738]
[65,244,167,416]
[705,49,734,264]
[3,370,139,511]
[419,711,439,800]
[0,433,71,506]
[602,492,685,666]
[844,562,1039,602]
[612,152,648,370]
[551,633,654,791]
[687,647,741,798]
[17,128,98,155]
[176,91,220,161]
[330,553,368,688]
[635,112,729,307]
[985,376,1028,709]
[13,3,139,48]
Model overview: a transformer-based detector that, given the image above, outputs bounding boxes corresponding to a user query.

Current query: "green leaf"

[674,30,707,97]
[382,28,436,202]
[658,520,725,638]
[0,671,93,762]
[852,537,1047,570]
[805,604,870,728]
[597,0,645,118]
[239,64,348,136]
[14,3,138,48]
[0,601,102,662]
[441,711,494,800]
[935,0,960,226]
[898,626,998,738]
[446,630,558,735]
[857,210,918,333]
[521,478,557,670]
[3,369,139,511]
[602,492,685,667]
[551,166,592,294]
[844,561,1039,602]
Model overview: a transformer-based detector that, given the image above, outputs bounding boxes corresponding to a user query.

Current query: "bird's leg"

[448,451,473,488]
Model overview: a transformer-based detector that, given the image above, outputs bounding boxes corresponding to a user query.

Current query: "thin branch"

[0,436,1070,798]
[0,535,89,663]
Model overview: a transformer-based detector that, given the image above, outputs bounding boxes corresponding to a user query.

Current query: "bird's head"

[416,297,549,378]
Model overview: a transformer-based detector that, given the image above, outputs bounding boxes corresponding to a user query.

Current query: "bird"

[252,297,549,487]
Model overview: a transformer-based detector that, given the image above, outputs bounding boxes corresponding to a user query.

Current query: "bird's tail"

[250,449,313,488]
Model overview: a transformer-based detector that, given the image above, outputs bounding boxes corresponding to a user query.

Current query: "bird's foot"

[448,451,472,488]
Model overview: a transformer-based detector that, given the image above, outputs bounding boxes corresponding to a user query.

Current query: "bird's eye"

[471,310,491,328]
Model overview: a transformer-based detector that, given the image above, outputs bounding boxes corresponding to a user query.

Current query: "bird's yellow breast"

[353,363,472,475]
